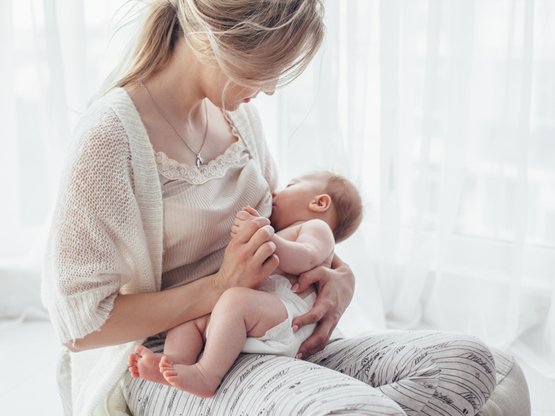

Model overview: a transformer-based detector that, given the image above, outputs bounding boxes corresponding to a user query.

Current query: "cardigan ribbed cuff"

[48,291,118,344]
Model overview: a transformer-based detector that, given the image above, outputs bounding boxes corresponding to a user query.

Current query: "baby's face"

[270,172,329,231]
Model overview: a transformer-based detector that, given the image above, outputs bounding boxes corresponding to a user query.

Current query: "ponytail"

[96,0,324,100]
[97,0,179,98]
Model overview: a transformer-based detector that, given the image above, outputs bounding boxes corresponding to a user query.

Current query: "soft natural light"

[1,1,554,414]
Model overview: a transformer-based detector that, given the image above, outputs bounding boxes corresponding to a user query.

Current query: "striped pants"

[122,331,496,416]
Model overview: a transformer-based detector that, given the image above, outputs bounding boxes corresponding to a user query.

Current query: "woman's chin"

[224,102,242,112]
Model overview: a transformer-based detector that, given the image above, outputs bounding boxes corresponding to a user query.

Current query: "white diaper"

[240,275,317,358]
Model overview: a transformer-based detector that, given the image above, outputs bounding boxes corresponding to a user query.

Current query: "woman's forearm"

[66,274,224,352]
[67,215,278,352]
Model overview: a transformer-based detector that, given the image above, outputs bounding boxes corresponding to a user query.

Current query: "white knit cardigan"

[41,88,276,416]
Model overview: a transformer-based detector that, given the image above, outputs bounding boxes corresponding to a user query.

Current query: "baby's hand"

[230,206,262,238]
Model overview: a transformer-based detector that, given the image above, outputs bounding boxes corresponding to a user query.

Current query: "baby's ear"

[309,194,332,213]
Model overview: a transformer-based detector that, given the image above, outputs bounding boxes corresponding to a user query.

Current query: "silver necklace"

[141,82,209,167]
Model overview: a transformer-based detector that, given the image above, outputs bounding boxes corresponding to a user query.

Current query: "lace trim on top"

[154,112,248,184]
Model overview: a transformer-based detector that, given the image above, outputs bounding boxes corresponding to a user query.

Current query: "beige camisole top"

[155,111,276,290]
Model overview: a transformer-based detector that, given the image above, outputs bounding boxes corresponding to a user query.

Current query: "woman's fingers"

[297,315,337,358]
[252,240,276,264]
[293,267,324,293]
[230,224,242,237]
[291,267,336,332]
[261,253,279,277]
[290,258,355,358]
[233,217,270,244]
[245,224,275,256]
[292,297,334,331]
[231,209,267,240]
[219,216,276,290]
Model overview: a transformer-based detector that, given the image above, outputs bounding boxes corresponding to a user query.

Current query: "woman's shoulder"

[63,89,142,176]
[77,88,138,134]
[72,88,148,156]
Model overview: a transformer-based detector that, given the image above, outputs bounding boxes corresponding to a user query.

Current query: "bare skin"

[64,36,278,353]
[68,35,355,357]
[128,173,338,397]
[66,216,278,352]
[128,315,211,387]
[232,173,356,358]
[158,288,288,397]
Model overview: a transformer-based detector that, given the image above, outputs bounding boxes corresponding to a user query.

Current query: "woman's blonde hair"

[100,0,325,96]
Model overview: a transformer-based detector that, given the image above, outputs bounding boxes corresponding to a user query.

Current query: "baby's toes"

[159,356,176,374]
[135,344,149,356]
[128,366,140,378]
[128,353,139,366]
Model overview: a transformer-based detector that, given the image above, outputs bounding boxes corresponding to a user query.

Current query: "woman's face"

[202,67,276,111]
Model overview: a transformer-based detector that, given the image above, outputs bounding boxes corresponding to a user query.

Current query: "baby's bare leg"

[128,315,209,386]
[164,314,209,364]
[160,287,287,397]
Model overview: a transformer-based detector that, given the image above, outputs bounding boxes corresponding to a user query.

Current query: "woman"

[42,1,496,415]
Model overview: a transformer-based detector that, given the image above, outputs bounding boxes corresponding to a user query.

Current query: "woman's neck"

[143,37,208,124]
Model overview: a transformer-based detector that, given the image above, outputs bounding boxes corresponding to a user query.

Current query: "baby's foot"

[128,345,172,386]
[159,356,220,398]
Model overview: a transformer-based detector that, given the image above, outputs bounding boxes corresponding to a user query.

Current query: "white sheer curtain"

[258,0,555,377]
[2,0,554,377]
[1,0,132,321]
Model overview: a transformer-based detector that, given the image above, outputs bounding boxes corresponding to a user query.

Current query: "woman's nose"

[264,81,277,96]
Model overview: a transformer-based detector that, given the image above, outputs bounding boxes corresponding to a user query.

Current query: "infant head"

[271,170,363,243]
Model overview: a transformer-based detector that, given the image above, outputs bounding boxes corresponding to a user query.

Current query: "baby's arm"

[231,208,335,275]
[272,220,335,276]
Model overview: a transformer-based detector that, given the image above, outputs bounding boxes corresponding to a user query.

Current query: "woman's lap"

[122,331,496,416]
[306,331,497,416]
[122,337,403,416]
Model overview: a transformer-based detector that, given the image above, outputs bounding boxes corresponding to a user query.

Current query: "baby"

[128,170,363,397]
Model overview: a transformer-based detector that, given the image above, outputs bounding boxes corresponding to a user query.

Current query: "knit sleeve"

[42,108,146,344]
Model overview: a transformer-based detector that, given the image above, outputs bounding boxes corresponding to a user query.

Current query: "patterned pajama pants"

[122,331,496,416]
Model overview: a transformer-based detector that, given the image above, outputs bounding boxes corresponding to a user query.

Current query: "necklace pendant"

[196,154,205,167]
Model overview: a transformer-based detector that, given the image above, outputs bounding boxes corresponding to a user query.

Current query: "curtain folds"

[263,0,555,377]
[2,0,554,377]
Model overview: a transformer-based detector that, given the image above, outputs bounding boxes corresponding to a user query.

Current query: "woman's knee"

[310,332,498,415]
[422,332,498,412]
[428,333,496,381]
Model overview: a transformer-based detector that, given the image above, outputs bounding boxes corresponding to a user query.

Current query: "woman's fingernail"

[292,325,299,333]
[291,284,299,292]
[296,353,302,359]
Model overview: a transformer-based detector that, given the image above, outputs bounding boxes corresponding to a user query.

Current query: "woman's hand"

[291,255,355,358]
[216,215,279,291]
